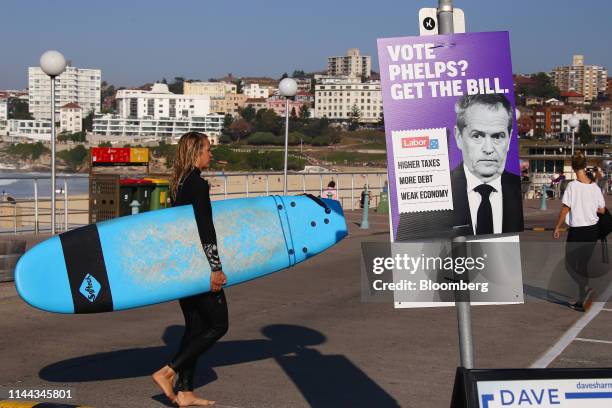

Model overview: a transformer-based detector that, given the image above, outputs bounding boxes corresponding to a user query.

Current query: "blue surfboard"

[15,195,348,313]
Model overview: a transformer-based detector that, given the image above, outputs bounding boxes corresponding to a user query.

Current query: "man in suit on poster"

[451,93,523,235]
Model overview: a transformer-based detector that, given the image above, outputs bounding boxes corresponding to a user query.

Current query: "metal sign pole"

[51,75,57,235]
[437,0,454,35]
[437,0,475,370]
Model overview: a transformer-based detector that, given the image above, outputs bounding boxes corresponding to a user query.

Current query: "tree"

[234,80,243,94]
[280,72,289,80]
[533,128,545,139]
[577,120,593,145]
[6,142,49,160]
[82,111,95,132]
[223,114,234,130]
[528,73,560,99]
[292,70,306,78]
[245,131,277,145]
[58,145,88,170]
[239,106,256,122]
[168,76,185,94]
[58,131,86,143]
[348,104,361,131]
[8,98,33,120]
[299,104,311,120]
[101,82,116,112]
[228,118,254,142]
[254,109,281,133]
[290,107,298,119]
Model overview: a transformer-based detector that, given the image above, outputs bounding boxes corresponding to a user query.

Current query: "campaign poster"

[377,32,523,242]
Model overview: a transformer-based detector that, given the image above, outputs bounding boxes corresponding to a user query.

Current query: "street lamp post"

[279,78,298,195]
[40,50,67,235]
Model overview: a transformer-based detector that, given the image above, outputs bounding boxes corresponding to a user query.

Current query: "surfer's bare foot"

[152,365,177,402]
[175,391,215,406]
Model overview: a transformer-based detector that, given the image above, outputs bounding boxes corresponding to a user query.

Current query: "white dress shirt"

[464,164,503,234]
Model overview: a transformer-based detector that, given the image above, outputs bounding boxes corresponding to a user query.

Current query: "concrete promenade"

[0,196,611,407]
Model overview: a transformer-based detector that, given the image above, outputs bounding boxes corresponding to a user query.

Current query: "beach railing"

[0,171,389,235]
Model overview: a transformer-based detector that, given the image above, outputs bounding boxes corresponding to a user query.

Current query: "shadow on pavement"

[39,324,399,407]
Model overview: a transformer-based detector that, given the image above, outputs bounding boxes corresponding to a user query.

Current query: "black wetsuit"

[169,167,228,391]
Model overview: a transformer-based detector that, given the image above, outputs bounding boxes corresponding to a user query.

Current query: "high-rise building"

[0,99,7,121]
[0,99,7,137]
[28,66,101,120]
[116,83,210,119]
[551,55,607,102]
[314,75,382,123]
[327,49,372,79]
[183,81,237,98]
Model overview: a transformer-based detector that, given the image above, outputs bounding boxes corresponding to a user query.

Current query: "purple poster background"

[377,31,519,239]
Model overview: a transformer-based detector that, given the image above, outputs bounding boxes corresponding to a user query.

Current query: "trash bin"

[119,178,154,216]
[376,191,389,214]
[144,178,170,211]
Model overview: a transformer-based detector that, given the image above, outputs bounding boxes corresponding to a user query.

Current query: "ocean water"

[0,172,89,199]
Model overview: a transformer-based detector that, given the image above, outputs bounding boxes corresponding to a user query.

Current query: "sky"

[0,0,610,89]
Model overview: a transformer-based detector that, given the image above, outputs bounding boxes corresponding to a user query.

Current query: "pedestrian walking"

[553,151,607,312]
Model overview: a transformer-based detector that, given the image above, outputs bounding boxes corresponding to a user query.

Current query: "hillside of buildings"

[1,51,610,180]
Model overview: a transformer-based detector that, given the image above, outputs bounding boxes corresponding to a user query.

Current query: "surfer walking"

[153,132,228,406]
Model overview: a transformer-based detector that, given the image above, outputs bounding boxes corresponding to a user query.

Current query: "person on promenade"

[549,169,566,199]
[153,132,228,406]
[324,180,338,200]
[553,151,606,312]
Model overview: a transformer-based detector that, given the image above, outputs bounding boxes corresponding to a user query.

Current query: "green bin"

[377,191,389,214]
[119,178,154,216]
[144,178,170,211]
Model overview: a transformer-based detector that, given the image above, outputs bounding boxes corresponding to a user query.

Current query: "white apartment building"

[295,78,312,93]
[327,48,372,79]
[560,113,591,134]
[183,81,237,98]
[116,83,210,119]
[591,108,612,136]
[92,114,223,143]
[0,99,7,120]
[7,119,52,141]
[551,55,608,102]
[28,66,101,120]
[314,76,383,123]
[0,100,7,137]
[243,83,274,99]
[59,103,83,134]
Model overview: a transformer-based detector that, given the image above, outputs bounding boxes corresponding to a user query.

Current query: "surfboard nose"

[15,237,74,314]
[321,198,348,241]
[281,195,348,264]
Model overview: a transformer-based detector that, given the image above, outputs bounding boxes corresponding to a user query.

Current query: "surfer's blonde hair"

[169,132,209,201]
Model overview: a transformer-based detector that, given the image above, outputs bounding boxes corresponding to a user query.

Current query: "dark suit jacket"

[450,164,524,235]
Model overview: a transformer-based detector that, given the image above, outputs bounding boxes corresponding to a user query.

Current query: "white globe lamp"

[568,116,579,129]
[40,50,67,77]
[568,115,579,158]
[279,78,298,97]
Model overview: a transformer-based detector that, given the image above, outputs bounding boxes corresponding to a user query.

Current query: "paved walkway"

[0,198,610,407]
